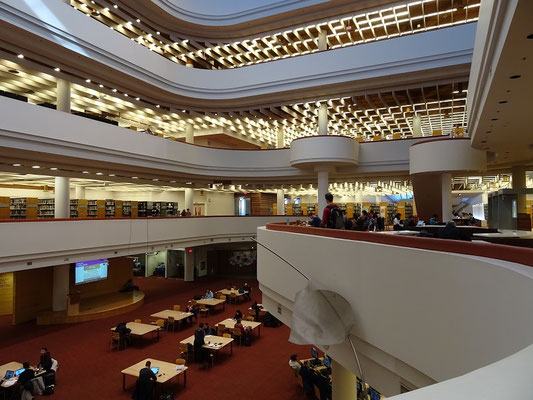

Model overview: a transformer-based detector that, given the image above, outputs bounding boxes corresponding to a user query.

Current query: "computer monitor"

[14,368,24,377]
[311,347,318,359]
[3,370,13,379]
[370,388,380,400]
[150,367,159,374]
[417,220,424,226]
[323,355,331,369]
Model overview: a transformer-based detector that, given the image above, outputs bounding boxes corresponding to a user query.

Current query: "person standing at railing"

[321,193,345,229]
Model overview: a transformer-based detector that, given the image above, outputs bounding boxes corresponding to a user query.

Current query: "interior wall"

[204,192,235,215]
[0,272,14,315]
[13,267,53,324]
[166,250,184,278]
[207,249,257,277]
[70,256,133,300]
[146,251,167,277]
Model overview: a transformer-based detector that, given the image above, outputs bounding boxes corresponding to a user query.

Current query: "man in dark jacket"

[299,361,316,396]
[135,361,157,400]
[194,323,206,362]
[321,193,337,228]
[38,348,53,372]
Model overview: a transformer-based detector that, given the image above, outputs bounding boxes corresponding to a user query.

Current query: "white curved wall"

[257,227,533,396]
[0,0,476,102]
[409,138,487,175]
[290,136,359,168]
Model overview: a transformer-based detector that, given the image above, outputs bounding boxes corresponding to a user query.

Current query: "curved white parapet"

[290,135,359,169]
[257,225,533,398]
[0,0,475,107]
[409,138,486,175]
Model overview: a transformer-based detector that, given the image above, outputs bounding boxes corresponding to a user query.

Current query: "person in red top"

[321,193,336,228]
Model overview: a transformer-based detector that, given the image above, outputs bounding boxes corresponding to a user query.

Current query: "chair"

[247,316,255,321]
[232,328,243,345]
[223,333,231,338]
[175,358,186,366]
[110,331,126,351]
[314,385,321,399]
[179,342,191,363]
[134,319,142,323]
[155,319,165,331]
[217,324,226,335]
[249,309,256,320]
[199,306,209,317]
[230,293,237,304]
[173,305,181,311]
[167,316,176,332]
[219,295,226,302]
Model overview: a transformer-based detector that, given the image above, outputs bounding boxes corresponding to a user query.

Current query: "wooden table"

[0,362,22,389]
[218,289,248,297]
[216,318,262,336]
[180,334,234,359]
[249,304,268,314]
[111,322,160,345]
[196,298,226,311]
[150,310,193,326]
[121,358,187,391]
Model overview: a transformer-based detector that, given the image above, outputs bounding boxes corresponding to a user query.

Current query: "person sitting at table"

[194,323,206,362]
[315,369,332,400]
[115,322,132,345]
[134,360,157,400]
[38,347,53,372]
[19,361,43,399]
[241,283,251,300]
[234,309,243,320]
[429,214,439,225]
[205,289,214,299]
[185,303,196,324]
[288,354,301,373]
[299,360,316,396]
[203,322,215,335]
[234,318,246,335]
[251,301,262,320]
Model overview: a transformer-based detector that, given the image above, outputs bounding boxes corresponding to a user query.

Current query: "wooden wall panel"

[0,197,9,219]
[239,193,276,215]
[26,198,38,219]
[78,199,88,218]
[13,267,53,324]
[0,272,13,315]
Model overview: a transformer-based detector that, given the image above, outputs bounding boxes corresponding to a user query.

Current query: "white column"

[318,103,328,135]
[184,248,194,281]
[184,188,194,213]
[56,79,71,113]
[317,168,329,217]
[331,359,358,400]
[54,177,70,218]
[52,265,70,312]
[412,114,422,137]
[318,31,328,51]
[75,186,86,199]
[185,124,194,144]
[354,191,363,203]
[441,173,452,222]
[277,128,285,148]
[276,189,285,215]
[512,165,527,213]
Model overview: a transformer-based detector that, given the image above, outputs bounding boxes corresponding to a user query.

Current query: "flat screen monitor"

[74,259,108,285]
[323,355,331,369]
[150,367,159,374]
[311,347,318,359]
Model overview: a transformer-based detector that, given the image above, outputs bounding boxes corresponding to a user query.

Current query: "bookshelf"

[123,201,132,217]
[105,200,115,218]
[87,200,98,217]
[138,201,147,217]
[10,198,27,219]
[70,200,79,218]
[165,202,177,216]
[38,199,55,219]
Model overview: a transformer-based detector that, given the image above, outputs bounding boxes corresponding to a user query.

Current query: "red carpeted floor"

[0,276,313,400]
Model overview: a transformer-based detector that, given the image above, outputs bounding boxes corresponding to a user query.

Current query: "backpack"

[327,206,345,229]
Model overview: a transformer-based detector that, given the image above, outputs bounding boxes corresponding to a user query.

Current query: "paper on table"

[2,379,16,387]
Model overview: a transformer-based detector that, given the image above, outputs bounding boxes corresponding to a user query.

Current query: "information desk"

[150,310,193,326]
[180,334,233,359]
[121,358,187,391]
[215,318,262,336]
[196,298,226,311]
[110,322,160,345]
[413,225,498,236]
[472,230,533,248]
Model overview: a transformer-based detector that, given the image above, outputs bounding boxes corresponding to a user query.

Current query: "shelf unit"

[87,200,98,218]
[10,198,27,219]
[165,202,177,216]
[122,201,131,217]
[138,201,148,217]
[70,200,78,218]
[38,199,55,219]
[105,200,115,218]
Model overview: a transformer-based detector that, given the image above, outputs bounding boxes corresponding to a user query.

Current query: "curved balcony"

[257,223,533,398]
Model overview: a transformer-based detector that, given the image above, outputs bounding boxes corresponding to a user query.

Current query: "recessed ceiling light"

[186,182,192,185]
[108,173,116,177]
[132,176,138,179]
[103,7,109,11]
[152,178,159,181]
[96,172,103,175]
[85,79,91,83]
[135,97,140,101]
[99,84,104,88]
[156,31,160,35]
[12,163,21,167]
[82,171,89,174]
[113,4,118,8]
[17,54,24,59]
[170,180,176,183]
[136,19,140,23]
[156,105,160,108]
[54,67,60,72]
[124,93,128,97]
[50,167,58,170]
[32,165,40,169]
[112,89,117,92]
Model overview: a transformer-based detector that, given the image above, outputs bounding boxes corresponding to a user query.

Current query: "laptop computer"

[3,370,14,379]
[150,367,159,374]
[14,368,24,377]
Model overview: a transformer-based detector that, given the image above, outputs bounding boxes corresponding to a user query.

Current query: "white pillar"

[512,165,527,213]
[354,191,363,203]
[276,189,285,215]
[185,124,194,144]
[441,173,452,222]
[277,128,285,148]
[412,114,422,137]
[54,177,70,218]
[52,265,70,312]
[75,186,86,199]
[184,188,194,213]
[56,79,71,113]
[184,248,194,281]
[318,103,328,135]
[331,359,358,400]
[318,31,328,51]
[317,168,329,217]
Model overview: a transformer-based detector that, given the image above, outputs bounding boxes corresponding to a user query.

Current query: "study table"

[110,322,160,345]
[180,334,234,360]
[150,310,193,326]
[195,298,226,312]
[0,362,22,389]
[215,318,262,336]
[217,289,248,302]
[121,358,187,391]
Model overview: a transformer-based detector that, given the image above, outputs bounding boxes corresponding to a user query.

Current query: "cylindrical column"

[75,186,86,199]
[184,188,194,214]
[277,128,285,148]
[185,124,194,144]
[56,79,71,113]
[412,115,422,137]
[441,173,452,222]
[318,103,328,135]
[331,359,358,400]
[52,265,70,312]
[184,248,194,281]
[276,189,285,215]
[54,177,70,218]
[512,165,527,213]
[318,31,328,51]
[317,169,329,217]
